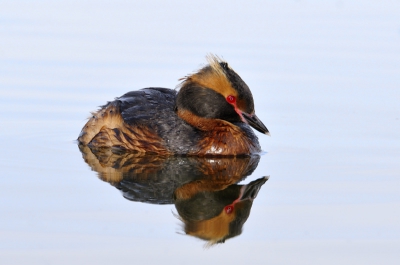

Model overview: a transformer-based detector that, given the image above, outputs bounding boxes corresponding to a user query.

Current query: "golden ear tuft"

[176,54,231,91]
[206,54,227,77]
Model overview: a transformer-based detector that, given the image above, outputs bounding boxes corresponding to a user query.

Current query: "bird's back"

[78,87,202,154]
[118,87,202,154]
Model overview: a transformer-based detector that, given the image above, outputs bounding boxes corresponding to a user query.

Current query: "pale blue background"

[0,1,399,264]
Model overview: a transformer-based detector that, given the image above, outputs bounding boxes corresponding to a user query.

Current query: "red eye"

[226,95,236,104]
[224,205,234,214]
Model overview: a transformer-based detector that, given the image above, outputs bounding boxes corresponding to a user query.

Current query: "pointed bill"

[241,112,270,135]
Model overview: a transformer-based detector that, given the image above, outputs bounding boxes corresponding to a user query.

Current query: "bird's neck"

[177,109,232,131]
[177,109,260,156]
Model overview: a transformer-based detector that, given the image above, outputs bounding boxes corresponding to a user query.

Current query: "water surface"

[1,1,399,264]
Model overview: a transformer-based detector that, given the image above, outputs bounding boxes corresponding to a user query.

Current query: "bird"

[77,55,269,156]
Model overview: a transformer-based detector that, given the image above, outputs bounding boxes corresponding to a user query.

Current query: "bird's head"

[176,55,269,135]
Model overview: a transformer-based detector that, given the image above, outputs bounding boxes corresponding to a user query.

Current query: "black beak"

[242,112,270,136]
[241,176,269,201]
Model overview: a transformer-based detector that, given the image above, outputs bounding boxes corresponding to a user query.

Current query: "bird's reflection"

[174,177,267,246]
[78,145,268,245]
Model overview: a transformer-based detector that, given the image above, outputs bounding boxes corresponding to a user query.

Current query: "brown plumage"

[78,102,170,155]
[78,55,269,156]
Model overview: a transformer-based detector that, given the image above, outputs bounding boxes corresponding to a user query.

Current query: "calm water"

[1,1,399,264]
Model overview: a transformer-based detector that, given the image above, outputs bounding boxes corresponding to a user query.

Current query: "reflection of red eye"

[224,205,234,214]
[226,95,236,104]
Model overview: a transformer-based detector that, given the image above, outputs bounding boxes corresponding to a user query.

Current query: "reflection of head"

[175,177,268,246]
[180,200,252,246]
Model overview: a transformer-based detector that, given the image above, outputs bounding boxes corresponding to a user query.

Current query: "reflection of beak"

[240,176,269,201]
[241,112,270,136]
